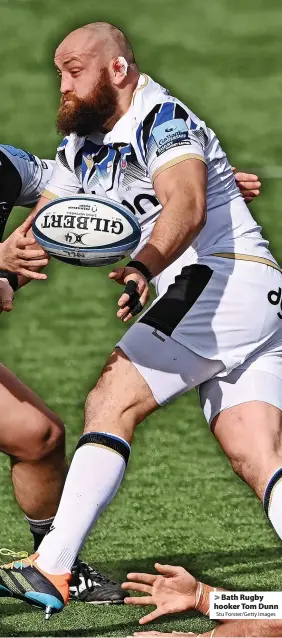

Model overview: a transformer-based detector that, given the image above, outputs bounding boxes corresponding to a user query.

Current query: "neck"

[103,71,140,132]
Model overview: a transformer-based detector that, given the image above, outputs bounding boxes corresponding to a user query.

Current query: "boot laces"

[0,548,32,570]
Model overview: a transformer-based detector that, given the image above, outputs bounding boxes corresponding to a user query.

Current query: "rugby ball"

[32,196,141,267]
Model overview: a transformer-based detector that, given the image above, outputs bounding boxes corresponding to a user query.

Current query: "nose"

[60,74,74,94]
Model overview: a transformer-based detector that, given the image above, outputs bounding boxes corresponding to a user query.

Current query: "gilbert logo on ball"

[32,196,141,267]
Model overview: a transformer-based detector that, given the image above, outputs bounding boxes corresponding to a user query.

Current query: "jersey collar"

[102,73,149,146]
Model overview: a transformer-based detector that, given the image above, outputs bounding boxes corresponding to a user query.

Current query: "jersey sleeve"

[0,148,23,240]
[137,102,207,182]
[42,138,81,200]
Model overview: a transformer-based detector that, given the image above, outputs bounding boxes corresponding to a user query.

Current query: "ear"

[111,56,129,85]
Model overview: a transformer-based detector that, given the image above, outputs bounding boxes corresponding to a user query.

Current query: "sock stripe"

[264,467,282,514]
[75,432,130,465]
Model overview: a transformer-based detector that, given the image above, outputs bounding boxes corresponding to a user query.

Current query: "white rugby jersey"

[0,144,55,240]
[43,73,272,263]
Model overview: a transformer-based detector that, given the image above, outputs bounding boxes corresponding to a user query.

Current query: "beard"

[56,67,118,136]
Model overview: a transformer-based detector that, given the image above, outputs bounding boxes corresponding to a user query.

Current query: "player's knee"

[85,386,142,439]
[17,414,65,463]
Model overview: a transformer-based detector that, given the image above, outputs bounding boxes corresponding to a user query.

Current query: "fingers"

[234,171,260,184]
[122,582,152,595]
[155,563,180,575]
[109,268,125,285]
[118,280,139,309]
[1,298,13,312]
[0,282,14,312]
[124,595,153,605]
[16,236,37,248]
[19,211,37,234]
[117,280,141,321]
[133,633,162,636]
[17,249,48,260]
[126,573,157,586]
[238,182,261,191]
[15,268,47,280]
[139,608,164,625]
[17,258,49,269]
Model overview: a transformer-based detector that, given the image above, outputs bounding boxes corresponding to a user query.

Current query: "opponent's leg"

[0,364,67,544]
[0,328,223,616]
[0,364,125,605]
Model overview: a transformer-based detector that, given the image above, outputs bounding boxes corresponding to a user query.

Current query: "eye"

[70,69,81,77]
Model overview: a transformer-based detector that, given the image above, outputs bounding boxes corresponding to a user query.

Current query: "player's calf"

[30,348,158,578]
[212,400,282,543]
[0,364,67,535]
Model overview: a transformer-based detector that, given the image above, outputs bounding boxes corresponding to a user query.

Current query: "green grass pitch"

[0,0,282,635]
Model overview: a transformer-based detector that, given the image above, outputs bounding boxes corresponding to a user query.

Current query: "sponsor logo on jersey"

[152,118,190,154]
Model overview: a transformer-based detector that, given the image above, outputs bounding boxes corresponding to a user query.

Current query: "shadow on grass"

[94,545,282,588]
[0,545,280,636]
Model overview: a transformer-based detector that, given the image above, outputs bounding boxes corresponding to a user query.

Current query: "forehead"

[55,30,98,65]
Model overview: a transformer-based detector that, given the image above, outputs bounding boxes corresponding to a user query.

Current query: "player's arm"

[133,158,207,275]
[123,566,282,637]
[0,196,51,281]
[110,158,207,322]
[0,141,81,286]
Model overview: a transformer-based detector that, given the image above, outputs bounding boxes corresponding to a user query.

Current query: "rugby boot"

[0,552,70,618]
[70,558,126,604]
[0,549,28,595]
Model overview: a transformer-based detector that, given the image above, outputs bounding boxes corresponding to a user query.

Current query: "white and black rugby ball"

[32,196,141,267]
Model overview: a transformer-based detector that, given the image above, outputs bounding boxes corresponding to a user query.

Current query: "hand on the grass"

[0,278,14,312]
[0,213,49,279]
[129,632,199,637]
[109,266,150,322]
[122,563,197,624]
[233,169,261,203]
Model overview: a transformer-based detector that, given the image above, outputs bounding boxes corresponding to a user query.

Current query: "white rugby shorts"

[117,257,282,424]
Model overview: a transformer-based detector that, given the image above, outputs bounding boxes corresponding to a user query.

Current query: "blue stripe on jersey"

[58,137,68,150]
[96,148,116,175]
[136,122,146,162]
[190,118,197,130]
[0,145,35,162]
[153,102,175,129]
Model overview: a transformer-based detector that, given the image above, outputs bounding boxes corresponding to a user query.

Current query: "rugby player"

[0,144,126,605]
[0,23,278,621]
[122,563,282,637]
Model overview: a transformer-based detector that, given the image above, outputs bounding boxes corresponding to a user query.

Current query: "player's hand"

[0,278,14,313]
[109,266,150,322]
[122,563,197,624]
[130,633,199,637]
[233,168,261,203]
[0,213,49,280]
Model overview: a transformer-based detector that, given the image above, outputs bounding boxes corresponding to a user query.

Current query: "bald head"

[55,22,136,67]
[55,22,139,136]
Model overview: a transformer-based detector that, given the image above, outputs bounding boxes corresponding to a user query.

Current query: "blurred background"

[0,0,281,635]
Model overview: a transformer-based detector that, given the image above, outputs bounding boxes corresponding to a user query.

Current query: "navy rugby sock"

[264,467,282,538]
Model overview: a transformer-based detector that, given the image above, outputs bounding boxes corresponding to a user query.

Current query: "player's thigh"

[85,346,159,439]
[0,363,64,459]
[88,323,224,441]
[199,365,282,500]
